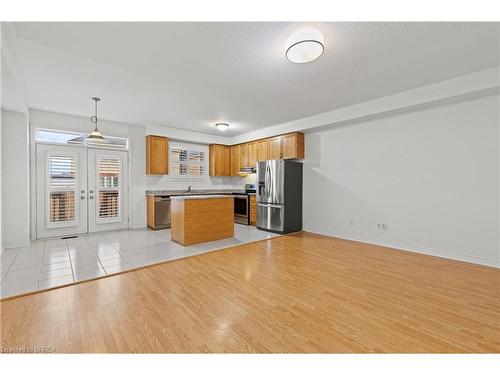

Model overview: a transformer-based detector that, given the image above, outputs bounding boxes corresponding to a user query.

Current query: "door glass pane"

[49,155,77,223]
[99,159,119,187]
[99,191,119,218]
[98,158,120,218]
[50,155,76,187]
[50,191,76,222]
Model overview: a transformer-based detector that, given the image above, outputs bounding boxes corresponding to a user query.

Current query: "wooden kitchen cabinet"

[209,132,304,173]
[209,144,231,176]
[248,142,257,167]
[267,132,304,160]
[146,135,168,175]
[268,136,282,160]
[256,139,269,161]
[239,143,249,169]
[230,145,240,176]
[282,132,304,159]
[249,194,256,225]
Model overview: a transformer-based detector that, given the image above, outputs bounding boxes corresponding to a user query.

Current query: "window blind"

[169,145,206,177]
[98,158,120,219]
[49,155,76,222]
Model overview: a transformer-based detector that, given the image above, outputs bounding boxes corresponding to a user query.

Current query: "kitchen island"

[170,195,234,246]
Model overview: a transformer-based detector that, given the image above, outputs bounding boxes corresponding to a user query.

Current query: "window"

[98,158,120,219]
[48,155,76,223]
[35,128,128,149]
[169,142,207,178]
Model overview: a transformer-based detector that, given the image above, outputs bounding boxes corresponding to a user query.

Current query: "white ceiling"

[7,22,500,136]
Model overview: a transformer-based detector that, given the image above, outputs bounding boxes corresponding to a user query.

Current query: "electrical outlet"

[377,223,387,230]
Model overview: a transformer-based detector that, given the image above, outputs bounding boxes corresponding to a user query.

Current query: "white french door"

[36,144,128,239]
[87,149,128,233]
[36,144,88,238]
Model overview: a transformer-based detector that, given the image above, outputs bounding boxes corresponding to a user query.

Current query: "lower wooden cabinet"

[249,195,256,225]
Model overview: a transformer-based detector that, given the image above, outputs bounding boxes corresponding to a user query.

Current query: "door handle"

[89,196,94,200]
[257,203,281,209]
[80,196,86,200]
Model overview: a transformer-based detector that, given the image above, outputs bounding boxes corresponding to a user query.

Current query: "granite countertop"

[170,194,234,200]
[146,189,245,196]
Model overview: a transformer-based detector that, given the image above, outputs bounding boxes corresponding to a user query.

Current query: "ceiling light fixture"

[87,97,105,141]
[215,122,229,131]
[285,29,324,64]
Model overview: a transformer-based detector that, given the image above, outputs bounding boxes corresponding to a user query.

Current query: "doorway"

[36,143,129,239]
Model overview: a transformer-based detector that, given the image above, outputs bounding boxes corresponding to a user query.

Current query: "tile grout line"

[35,240,46,290]
[1,246,22,282]
[86,235,109,275]
[65,239,76,283]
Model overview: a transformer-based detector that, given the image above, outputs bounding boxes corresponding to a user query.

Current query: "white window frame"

[168,141,209,181]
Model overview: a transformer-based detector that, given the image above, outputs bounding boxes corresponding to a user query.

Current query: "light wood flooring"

[1,232,499,353]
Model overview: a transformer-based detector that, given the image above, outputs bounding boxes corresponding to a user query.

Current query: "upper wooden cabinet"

[267,132,304,160]
[208,132,304,176]
[248,142,257,167]
[268,136,282,160]
[146,135,168,175]
[256,139,269,161]
[209,144,231,176]
[230,145,240,176]
[239,143,249,169]
[281,132,304,159]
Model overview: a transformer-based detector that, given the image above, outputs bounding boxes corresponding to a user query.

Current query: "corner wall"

[1,110,30,248]
[303,94,500,267]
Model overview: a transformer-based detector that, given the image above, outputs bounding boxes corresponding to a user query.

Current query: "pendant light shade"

[87,97,105,140]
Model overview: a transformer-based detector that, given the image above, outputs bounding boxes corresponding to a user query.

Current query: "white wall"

[303,94,500,268]
[1,110,30,248]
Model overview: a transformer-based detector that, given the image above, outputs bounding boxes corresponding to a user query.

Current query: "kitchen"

[145,132,304,246]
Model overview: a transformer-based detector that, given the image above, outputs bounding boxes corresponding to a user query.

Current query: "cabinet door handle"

[89,196,94,200]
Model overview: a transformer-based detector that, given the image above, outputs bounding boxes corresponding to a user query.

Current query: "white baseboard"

[303,228,500,269]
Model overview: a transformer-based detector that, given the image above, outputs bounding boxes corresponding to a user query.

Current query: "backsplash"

[145,174,256,191]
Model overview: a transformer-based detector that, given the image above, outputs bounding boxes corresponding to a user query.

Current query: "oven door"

[234,195,249,225]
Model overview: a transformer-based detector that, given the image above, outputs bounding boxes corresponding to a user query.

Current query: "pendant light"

[87,97,105,141]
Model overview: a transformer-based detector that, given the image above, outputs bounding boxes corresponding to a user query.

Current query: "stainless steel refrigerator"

[256,160,302,234]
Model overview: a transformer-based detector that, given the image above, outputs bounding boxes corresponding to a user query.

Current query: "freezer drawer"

[256,202,284,232]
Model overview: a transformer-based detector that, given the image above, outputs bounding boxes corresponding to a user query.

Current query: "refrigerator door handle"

[257,203,282,209]
[265,162,271,198]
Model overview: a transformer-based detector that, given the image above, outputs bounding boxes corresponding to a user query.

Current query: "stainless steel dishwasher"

[155,196,171,229]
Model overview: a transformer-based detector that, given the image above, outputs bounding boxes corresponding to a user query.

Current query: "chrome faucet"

[187,185,192,192]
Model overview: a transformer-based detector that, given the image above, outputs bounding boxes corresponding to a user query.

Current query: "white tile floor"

[0,224,279,299]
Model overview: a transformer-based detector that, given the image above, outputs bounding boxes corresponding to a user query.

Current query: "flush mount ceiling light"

[285,28,325,64]
[214,123,230,131]
[87,96,105,141]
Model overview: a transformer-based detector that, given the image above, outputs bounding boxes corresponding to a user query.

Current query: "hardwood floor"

[1,232,499,353]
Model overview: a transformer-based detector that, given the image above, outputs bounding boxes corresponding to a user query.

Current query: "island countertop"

[170,195,233,200]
